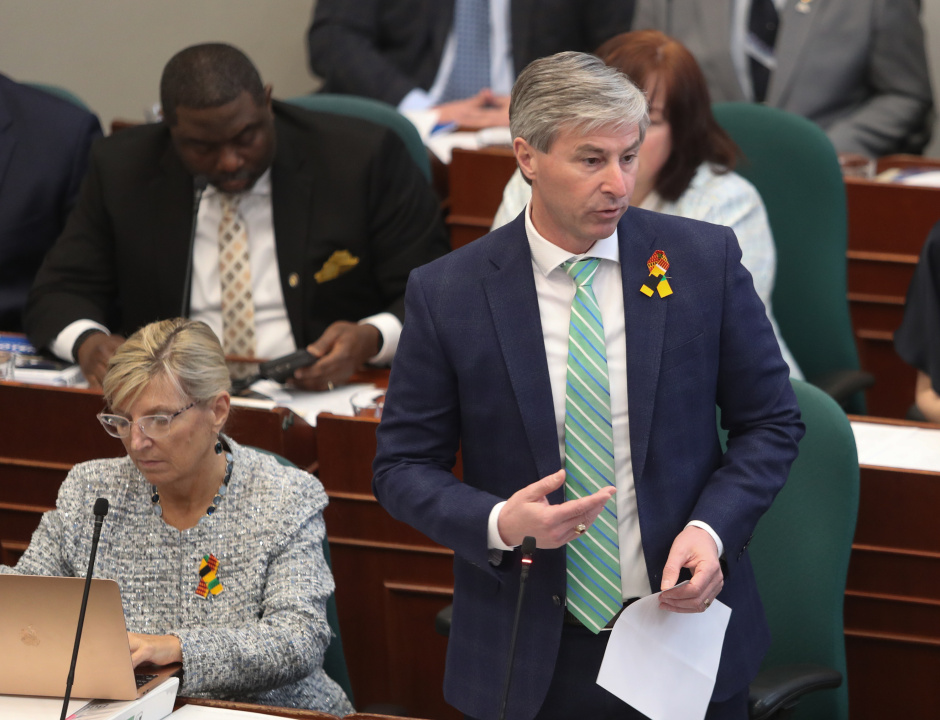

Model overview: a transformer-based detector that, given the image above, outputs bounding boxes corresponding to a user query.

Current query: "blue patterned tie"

[439,0,490,103]
[563,259,621,633]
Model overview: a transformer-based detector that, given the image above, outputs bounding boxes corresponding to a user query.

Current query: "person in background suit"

[306,0,635,129]
[26,43,448,387]
[0,74,102,332]
[632,0,933,157]
[373,51,803,720]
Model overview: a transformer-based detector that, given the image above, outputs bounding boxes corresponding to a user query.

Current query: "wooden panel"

[855,468,940,553]
[845,592,940,643]
[847,253,917,298]
[847,546,940,599]
[447,147,517,250]
[845,636,940,720]
[845,178,940,255]
[854,336,917,419]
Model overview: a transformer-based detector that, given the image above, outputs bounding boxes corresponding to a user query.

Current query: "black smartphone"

[258,349,318,383]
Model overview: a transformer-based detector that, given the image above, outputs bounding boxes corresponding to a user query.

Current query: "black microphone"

[60,498,109,720]
[498,536,536,720]
[180,175,208,317]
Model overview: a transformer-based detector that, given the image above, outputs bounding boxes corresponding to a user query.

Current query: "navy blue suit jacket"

[0,75,101,331]
[373,209,803,720]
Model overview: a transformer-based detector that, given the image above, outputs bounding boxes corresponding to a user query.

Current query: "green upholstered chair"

[251,447,355,708]
[286,93,430,182]
[24,82,91,111]
[712,102,873,414]
[724,379,859,720]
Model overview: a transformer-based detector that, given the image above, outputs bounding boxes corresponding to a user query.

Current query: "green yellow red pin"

[640,250,673,298]
[196,553,224,598]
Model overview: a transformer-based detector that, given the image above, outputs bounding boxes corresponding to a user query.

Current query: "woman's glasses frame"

[97,402,197,440]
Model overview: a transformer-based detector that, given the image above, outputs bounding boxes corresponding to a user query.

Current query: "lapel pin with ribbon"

[196,553,224,598]
[640,250,673,298]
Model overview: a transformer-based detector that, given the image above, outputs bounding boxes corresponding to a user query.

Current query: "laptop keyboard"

[135,673,158,689]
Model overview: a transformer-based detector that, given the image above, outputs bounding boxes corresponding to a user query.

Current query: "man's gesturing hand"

[497,469,615,548]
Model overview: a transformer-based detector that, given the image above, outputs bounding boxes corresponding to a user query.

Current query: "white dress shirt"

[487,204,724,600]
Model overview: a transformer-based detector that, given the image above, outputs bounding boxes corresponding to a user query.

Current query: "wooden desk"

[446,146,517,249]
[846,157,940,418]
[844,416,940,719]
[0,381,316,566]
[315,413,457,720]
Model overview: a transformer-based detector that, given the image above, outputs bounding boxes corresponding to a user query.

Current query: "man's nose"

[216,145,243,174]
[602,164,628,198]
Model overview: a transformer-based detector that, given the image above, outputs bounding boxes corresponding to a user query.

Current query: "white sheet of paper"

[169,704,285,718]
[0,695,90,720]
[229,380,377,427]
[596,587,731,720]
[850,421,940,471]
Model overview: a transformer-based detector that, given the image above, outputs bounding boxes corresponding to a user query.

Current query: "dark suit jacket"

[25,100,449,352]
[373,209,804,720]
[307,0,636,106]
[0,74,102,332]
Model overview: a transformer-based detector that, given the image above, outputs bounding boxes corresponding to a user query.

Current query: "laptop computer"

[0,575,180,700]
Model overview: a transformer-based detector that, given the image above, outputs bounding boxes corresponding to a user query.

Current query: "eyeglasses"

[97,402,196,439]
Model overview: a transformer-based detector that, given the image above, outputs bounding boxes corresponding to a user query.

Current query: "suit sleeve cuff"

[686,520,724,558]
[359,312,401,366]
[52,320,110,362]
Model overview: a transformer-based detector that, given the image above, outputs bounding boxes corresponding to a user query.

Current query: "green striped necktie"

[562,258,622,633]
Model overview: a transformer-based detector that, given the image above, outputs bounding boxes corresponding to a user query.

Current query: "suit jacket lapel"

[620,210,667,487]
[482,219,562,481]
[270,111,313,345]
[769,0,820,106]
[154,144,198,317]
[0,96,14,193]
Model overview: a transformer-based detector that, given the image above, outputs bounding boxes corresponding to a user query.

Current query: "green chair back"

[287,93,430,182]
[722,380,859,720]
[24,82,91,111]
[250,446,355,707]
[712,102,865,413]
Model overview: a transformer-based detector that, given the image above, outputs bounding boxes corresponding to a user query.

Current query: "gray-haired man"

[374,51,802,720]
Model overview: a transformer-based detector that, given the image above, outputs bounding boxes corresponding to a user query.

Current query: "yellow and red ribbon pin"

[640,250,673,298]
[196,553,224,598]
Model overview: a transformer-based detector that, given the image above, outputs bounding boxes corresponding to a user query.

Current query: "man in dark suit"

[373,52,803,720]
[0,74,102,332]
[307,0,635,129]
[26,43,448,387]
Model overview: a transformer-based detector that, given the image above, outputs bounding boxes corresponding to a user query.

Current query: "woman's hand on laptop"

[128,632,183,667]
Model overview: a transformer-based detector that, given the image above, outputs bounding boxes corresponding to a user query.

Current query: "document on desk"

[850,421,940,471]
[230,380,377,426]
[0,696,90,720]
[596,587,731,720]
[169,704,285,718]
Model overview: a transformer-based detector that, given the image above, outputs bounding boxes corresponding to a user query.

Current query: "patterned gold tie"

[217,194,256,358]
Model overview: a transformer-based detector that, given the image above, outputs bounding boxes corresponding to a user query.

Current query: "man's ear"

[513,137,538,184]
[263,84,274,110]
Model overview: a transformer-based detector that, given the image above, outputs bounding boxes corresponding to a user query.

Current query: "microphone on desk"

[180,175,209,317]
[497,536,536,720]
[60,497,109,720]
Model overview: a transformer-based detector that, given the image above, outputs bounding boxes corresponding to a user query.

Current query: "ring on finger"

[327,381,335,391]
[574,523,587,536]
[703,598,711,609]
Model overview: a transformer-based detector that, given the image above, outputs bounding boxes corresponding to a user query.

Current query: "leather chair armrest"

[435,604,453,638]
[810,370,875,408]
[748,664,842,720]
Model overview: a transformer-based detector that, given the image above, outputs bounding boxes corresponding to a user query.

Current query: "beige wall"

[1,1,939,155]
[0,0,318,131]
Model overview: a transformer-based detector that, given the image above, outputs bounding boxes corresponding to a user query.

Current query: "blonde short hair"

[103,318,231,411]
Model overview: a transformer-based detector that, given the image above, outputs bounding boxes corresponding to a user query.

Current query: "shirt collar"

[523,201,620,277]
[204,167,272,199]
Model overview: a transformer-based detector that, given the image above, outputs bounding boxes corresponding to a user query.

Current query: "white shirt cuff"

[52,320,110,362]
[487,500,517,551]
[398,88,434,113]
[359,312,402,366]
[686,520,724,558]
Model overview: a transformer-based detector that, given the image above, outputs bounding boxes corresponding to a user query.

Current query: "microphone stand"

[498,536,536,720]
[60,498,109,720]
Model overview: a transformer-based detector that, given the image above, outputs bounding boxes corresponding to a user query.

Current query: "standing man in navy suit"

[0,74,101,332]
[373,52,803,720]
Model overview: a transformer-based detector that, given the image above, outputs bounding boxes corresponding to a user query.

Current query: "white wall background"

[1,0,940,156]
[0,1,319,131]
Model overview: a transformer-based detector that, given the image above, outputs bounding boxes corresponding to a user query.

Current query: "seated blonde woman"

[1,318,353,714]
[494,30,801,378]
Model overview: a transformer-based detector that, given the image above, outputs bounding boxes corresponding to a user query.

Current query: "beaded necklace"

[150,439,233,524]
